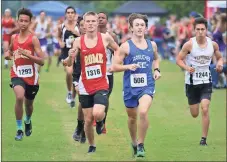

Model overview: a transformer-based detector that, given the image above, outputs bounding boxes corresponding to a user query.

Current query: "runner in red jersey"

[4,8,45,141]
[63,11,119,153]
[2,8,19,68]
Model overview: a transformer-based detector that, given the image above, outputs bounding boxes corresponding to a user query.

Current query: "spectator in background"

[209,13,219,33]
[177,17,188,52]
[2,8,18,69]
[163,23,176,61]
[210,13,227,89]
[149,21,165,59]
[213,13,226,53]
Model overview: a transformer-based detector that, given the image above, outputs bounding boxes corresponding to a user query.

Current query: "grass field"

[1,57,226,161]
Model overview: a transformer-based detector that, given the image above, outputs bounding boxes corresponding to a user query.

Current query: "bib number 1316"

[17,65,33,77]
[85,65,102,79]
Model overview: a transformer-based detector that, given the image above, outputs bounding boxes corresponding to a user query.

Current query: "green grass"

[2,57,226,161]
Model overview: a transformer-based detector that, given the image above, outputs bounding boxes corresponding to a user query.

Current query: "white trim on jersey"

[78,73,89,95]
[13,60,17,75]
[61,23,66,41]
[34,63,39,85]
[106,48,113,76]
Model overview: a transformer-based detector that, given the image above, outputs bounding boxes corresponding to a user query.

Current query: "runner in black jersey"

[57,6,80,105]
[71,17,86,143]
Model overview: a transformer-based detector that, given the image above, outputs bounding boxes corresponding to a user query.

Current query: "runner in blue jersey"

[112,13,161,158]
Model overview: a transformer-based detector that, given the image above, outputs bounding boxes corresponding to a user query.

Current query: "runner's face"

[66,8,75,21]
[132,18,146,37]
[98,13,107,27]
[4,11,11,17]
[195,24,207,38]
[84,15,98,32]
[79,20,86,35]
[40,12,46,21]
[18,14,31,31]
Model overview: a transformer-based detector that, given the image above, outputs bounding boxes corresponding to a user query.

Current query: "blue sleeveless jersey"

[123,39,155,100]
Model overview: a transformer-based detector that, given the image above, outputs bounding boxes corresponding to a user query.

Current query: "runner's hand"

[4,50,12,60]
[216,62,223,73]
[68,48,77,58]
[108,66,114,73]
[18,48,28,57]
[62,59,67,66]
[186,66,195,74]
[127,64,140,71]
[153,70,161,80]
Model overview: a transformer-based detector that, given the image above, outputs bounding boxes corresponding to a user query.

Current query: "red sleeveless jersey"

[10,34,39,85]
[79,32,109,95]
[2,17,15,42]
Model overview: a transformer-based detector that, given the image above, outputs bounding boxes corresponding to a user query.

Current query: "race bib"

[85,65,102,79]
[193,68,210,81]
[130,73,147,87]
[17,65,33,77]
[66,35,75,48]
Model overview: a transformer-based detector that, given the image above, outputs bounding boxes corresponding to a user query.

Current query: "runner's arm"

[106,33,119,53]
[4,34,15,60]
[151,41,160,70]
[57,24,65,48]
[213,41,223,72]
[27,36,45,66]
[213,42,223,63]
[63,38,80,66]
[109,31,118,45]
[107,32,118,52]
[112,42,129,72]
[176,41,192,70]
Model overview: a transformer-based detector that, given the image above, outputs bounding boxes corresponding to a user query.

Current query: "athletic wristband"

[154,68,160,73]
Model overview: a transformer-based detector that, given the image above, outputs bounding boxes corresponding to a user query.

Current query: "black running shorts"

[185,83,212,105]
[10,77,39,100]
[79,90,109,108]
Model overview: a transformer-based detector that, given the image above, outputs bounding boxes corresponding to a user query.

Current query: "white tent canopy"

[207,1,226,8]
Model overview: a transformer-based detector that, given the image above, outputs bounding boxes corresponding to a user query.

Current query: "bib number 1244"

[195,71,210,80]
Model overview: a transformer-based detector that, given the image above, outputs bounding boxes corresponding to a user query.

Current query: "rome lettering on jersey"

[79,32,109,95]
[10,34,39,85]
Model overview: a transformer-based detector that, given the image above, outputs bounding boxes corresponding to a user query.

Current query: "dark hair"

[65,6,76,14]
[194,17,208,29]
[17,8,33,20]
[220,13,227,24]
[128,13,148,27]
[39,10,45,14]
[77,16,83,26]
[98,12,108,20]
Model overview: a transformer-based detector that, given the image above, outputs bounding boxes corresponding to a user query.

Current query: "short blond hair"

[83,11,98,20]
